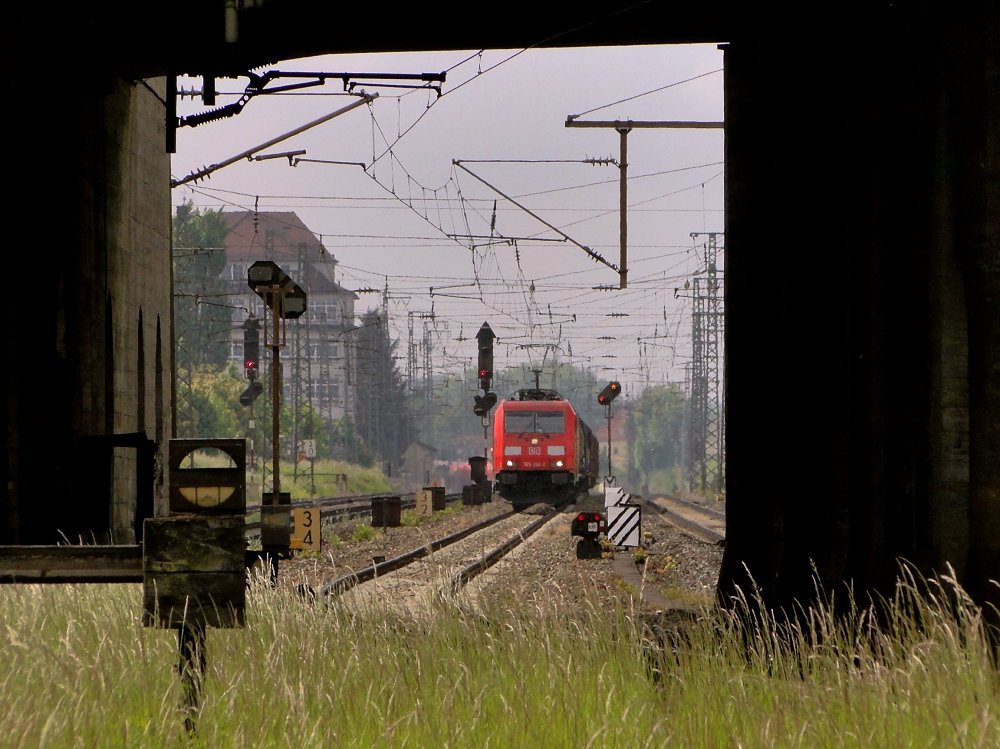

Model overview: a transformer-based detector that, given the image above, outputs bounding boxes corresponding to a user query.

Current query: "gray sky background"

[170,43,725,399]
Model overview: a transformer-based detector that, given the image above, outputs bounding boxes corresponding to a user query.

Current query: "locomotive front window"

[505,412,535,433]
[536,412,566,434]
[505,410,565,434]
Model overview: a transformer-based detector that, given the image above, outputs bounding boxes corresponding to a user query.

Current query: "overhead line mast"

[564,117,724,290]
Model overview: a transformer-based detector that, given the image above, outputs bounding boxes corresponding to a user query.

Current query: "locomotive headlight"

[505,460,514,467]
[555,460,564,467]
[530,437,539,445]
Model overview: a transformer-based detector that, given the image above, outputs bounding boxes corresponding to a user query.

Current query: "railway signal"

[247,260,307,319]
[473,391,498,417]
[477,321,495,391]
[598,381,621,478]
[571,510,606,559]
[239,380,263,406]
[571,511,606,540]
[242,316,260,379]
[597,380,621,405]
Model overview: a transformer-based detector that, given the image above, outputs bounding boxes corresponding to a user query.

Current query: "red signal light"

[597,381,621,405]
[243,317,260,379]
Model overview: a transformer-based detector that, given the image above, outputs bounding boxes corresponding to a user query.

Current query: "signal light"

[476,321,495,391]
[243,317,261,380]
[571,511,606,539]
[597,380,621,406]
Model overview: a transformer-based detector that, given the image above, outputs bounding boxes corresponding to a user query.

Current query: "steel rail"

[444,507,559,595]
[0,492,463,583]
[319,508,517,597]
[646,496,726,546]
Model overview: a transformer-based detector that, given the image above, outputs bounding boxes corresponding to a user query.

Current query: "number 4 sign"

[290,507,321,551]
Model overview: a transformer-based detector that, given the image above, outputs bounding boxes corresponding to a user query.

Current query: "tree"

[329,416,375,467]
[424,369,497,459]
[187,365,245,438]
[352,309,414,468]
[624,384,687,494]
[172,200,231,372]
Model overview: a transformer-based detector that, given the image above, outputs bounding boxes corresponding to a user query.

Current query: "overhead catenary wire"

[170,42,723,391]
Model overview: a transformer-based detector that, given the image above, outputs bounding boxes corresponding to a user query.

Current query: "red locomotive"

[491,388,600,507]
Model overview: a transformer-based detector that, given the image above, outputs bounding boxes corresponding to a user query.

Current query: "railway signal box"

[477,321,495,391]
[242,316,260,379]
[143,439,247,630]
[261,491,292,555]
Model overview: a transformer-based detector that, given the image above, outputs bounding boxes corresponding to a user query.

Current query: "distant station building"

[221,211,358,422]
[397,440,438,492]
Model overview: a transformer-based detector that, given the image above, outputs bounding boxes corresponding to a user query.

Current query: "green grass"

[1,569,997,747]
[349,524,378,542]
[254,458,394,499]
[182,451,395,501]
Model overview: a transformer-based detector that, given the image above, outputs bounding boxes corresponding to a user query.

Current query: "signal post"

[470,322,498,501]
[598,380,621,478]
[245,261,306,562]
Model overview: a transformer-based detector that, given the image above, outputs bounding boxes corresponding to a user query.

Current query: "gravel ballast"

[278,493,724,617]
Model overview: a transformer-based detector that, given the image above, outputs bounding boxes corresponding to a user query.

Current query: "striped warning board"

[605,484,632,508]
[607,504,641,547]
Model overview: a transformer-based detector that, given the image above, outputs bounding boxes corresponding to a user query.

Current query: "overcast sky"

[170,43,725,399]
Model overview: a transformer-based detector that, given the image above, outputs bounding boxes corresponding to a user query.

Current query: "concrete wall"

[4,73,173,543]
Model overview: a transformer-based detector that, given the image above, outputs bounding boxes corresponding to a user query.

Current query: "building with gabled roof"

[221,211,359,428]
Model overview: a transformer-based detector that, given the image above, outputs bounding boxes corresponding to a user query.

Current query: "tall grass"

[2,569,997,748]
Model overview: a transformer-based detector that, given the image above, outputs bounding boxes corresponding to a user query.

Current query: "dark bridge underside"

[8,2,999,625]
[68,1,738,79]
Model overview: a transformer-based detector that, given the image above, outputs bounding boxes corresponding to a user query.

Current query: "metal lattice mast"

[681,362,692,488]
[689,276,707,491]
[704,233,724,494]
[317,309,332,421]
[407,311,416,391]
[172,312,196,437]
[691,232,725,494]
[291,246,313,481]
[422,317,433,406]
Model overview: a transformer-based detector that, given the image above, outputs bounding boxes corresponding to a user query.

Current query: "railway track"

[0,491,464,583]
[245,491,462,539]
[645,494,726,546]
[318,500,571,619]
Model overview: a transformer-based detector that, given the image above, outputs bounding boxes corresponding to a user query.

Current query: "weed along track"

[321,506,563,619]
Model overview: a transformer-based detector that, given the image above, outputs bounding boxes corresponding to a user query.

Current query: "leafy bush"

[350,524,378,542]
